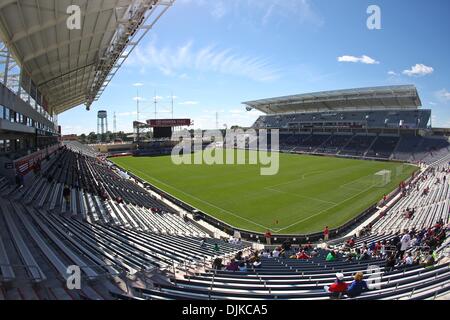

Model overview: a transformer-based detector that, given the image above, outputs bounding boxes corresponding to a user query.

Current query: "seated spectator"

[359,249,371,261]
[212,258,224,270]
[385,253,396,271]
[310,248,319,258]
[262,249,271,258]
[324,273,348,299]
[238,262,248,272]
[235,251,243,262]
[422,250,436,268]
[282,240,292,252]
[272,248,280,258]
[326,250,337,262]
[253,259,262,269]
[226,259,239,272]
[398,252,414,267]
[346,272,369,298]
[296,250,311,260]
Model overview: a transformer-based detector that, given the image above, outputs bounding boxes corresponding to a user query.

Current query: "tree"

[87,132,97,144]
[79,134,87,144]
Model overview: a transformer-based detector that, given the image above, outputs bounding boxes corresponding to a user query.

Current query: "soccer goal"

[374,170,392,187]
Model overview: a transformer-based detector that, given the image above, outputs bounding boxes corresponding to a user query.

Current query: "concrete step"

[50,287,74,300]
[5,288,22,300]
[19,286,39,300]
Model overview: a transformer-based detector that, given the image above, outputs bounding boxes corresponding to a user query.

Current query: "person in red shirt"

[325,273,348,299]
[296,250,311,260]
[323,226,330,241]
[264,230,272,245]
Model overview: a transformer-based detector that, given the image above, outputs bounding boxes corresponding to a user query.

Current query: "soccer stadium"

[0,0,449,305]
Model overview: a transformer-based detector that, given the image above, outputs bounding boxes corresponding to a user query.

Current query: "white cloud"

[436,89,450,101]
[211,2,227,19]
[132,41,281,82]
[192,0,323,27]
[388,71,398,76]
[179,101,199,105]
[133,96,146,102]
[133,82,144,87]
[337,55,380,65]
[402,64,434,77]
[179,73,190,80]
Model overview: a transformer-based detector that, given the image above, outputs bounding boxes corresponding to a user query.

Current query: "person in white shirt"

[272,249,280,258]
[397,232,411,259]
[404,253,414,265]
[400,233,411,251]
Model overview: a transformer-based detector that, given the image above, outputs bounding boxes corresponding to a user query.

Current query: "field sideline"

[111,152,417,234]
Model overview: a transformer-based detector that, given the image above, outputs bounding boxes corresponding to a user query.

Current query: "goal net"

[374,170,391,187]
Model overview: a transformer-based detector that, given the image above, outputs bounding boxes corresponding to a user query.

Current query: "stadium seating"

[131,251,449,300]
[1,136,449,300]
[253,110,431,130]
[372,155,450,235]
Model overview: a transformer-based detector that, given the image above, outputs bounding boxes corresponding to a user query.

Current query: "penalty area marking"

[274,183,376,233]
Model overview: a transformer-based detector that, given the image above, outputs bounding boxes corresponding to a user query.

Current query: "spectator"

[398,232,411,259]
[253,259,262,269]
[213,243,220,253]
[346,272,369,298]
[63,185,71,209]
[238,262,247,272]
[264,230,272,245]
[15,173,24,190]
[326,250,337,262]
[422,250,436,268]
[226,259,239,272]
[272,248,280,258]
[324,226,330,241]
[212,258,223,270]
[295,250,311,260]
[235,251,243,262]
[262,249,271,258]
[324,273,348,299]
[385,253,396,271]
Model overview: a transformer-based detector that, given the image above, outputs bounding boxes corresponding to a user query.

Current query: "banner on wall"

[14,144,59,175]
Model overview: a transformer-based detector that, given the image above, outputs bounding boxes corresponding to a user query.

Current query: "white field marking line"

[265,170,324,189]
[265,160,370,191]
[275,184,376,233]
[123,165,275,232]
[264,186,338,206]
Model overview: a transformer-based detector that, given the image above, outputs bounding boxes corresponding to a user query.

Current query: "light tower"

[113,112,117,134]
[97,110,108,140]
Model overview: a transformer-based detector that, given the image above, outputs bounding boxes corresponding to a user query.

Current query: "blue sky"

[59,0,450,135]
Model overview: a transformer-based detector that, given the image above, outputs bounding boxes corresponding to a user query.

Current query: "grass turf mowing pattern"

[111,152,416,235]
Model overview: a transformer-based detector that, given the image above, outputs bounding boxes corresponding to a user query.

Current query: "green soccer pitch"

[111,152,417,235]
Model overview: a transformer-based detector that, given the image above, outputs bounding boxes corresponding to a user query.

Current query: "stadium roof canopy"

[243,85,423,115]
[0,0,174,115]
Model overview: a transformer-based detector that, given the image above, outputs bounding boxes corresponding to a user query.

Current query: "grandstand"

[0,0,448,303]
[246,86,449,164]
